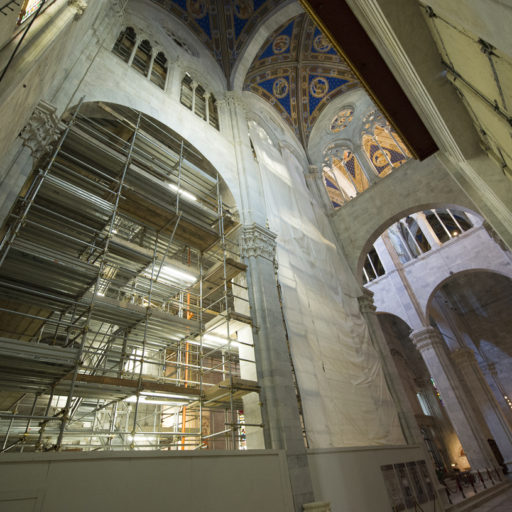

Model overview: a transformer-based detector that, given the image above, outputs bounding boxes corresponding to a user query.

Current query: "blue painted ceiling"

[150,0,282,79]
[150,2,360,145]
[243,13,359,145]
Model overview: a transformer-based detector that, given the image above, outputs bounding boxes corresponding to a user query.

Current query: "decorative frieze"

[20,101,63,161]
[240,223,277,261]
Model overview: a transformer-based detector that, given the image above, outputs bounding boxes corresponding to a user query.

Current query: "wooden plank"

[67,374,201,397]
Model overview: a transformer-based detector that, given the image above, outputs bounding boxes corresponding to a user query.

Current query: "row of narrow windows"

[363,209,473,284]
[112,28,219,130]
[180,73,219,131]
[323,125,411,208]
[112,27,168,89]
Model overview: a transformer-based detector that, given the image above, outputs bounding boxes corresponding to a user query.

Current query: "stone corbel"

[20,101,64,161]
[68,0,88,20]
[240,223,277,261]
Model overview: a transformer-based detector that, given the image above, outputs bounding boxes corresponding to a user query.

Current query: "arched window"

[112,27,136,63]
[399,216,430,258]
[150,52,167,89]
[425,209,473,243]
[181,74,194,110]
[194,84,207,120]
[323,168,348,208]
[322,150,369,208]
[362,124,410,178]
[340,150,369,193]
[132,39,152,76]
[209,95,219,130]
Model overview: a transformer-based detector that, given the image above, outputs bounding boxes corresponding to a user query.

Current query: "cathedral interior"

[0,1,511,511]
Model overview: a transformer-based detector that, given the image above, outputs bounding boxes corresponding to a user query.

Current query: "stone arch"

[331,154,479,278]
[230,0,303,91]
[65,99,241,214]
[425,269,512,327]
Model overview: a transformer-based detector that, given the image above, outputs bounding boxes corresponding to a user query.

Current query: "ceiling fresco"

[150,0,282,78]
[243,14,360,144]
[149,1,360,144]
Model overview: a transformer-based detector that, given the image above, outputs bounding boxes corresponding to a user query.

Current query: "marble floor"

[470,482,512,511]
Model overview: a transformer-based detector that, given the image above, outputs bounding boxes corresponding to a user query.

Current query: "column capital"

[358,288,376,314]
[410,326,444,353]
[240,223,277,261]
[68,0,88,20]
[451,346,477,367]
[20,101,63,161]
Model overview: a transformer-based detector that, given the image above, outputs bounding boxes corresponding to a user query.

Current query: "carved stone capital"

[358,288,376,314]
[240,223,277,261]
[410,326,445,353]
[20,101,63,161]
[451,347,477,367]
[68,0,88,19]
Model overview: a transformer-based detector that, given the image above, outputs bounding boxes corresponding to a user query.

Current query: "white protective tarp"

[249,121,404,448]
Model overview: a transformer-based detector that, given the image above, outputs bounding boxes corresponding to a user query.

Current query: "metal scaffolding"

[0,101,260,452]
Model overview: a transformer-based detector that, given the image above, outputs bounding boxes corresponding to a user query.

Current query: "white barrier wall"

[0,450,294,512]
[308,445,440,512]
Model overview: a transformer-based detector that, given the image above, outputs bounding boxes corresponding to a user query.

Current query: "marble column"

[241,223,314,512]
[411,326,499,471]
[451,347,512,472]
[0,100,62,227]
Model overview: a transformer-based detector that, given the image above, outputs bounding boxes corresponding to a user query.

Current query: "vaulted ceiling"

[150,0,283,79]
[243,13,359,145]
[150,1,361,146]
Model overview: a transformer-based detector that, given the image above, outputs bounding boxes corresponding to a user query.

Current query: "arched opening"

[362,124,410,179]
[180,73,194,109]
[132,39,152,76]
[425,209,473,243]
[194,84,206,120]
[150,51,168,89]
[208,94,219,130]
[112,26,136,62]
[428,270,512,419]
[360,206,480,284]
[377,313,467,475]
[0,101,261,453]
